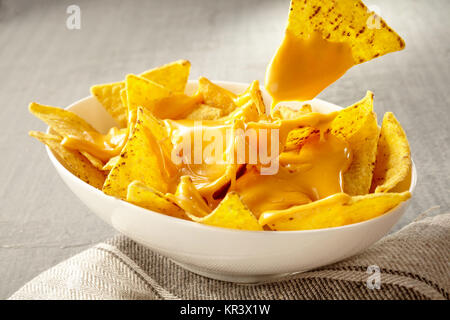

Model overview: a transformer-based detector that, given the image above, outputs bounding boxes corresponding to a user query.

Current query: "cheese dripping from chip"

[265,0,405,108]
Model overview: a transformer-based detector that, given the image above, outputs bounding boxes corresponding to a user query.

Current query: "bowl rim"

[46,80,416,235]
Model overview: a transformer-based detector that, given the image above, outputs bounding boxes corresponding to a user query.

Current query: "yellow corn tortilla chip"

[371,112,411,193]
[102,155,120,171]
[288,0,405,64]
[80,151,104,171]
[234,92,251,108]
[140,59,191,93]
[168,176,211,218]
[186,104,223,120]
[198,77,237,115]
[29,102,98,138]
[120,89,128,111]
[126,74,172,114]
[223,99,260,122]
[272,104,312,120]
[260,191,411,231]
[29,131,106,189]
[29,102,126,162]
[331,91,379,195]
[151,93,202,119]
[233,95,249,107]
[284,127,319,152]
[248,80,266,115]
[126,181,189,220]
[188,192,263,231]
[91,60,191,128]
[91,82,127,128]
[103,107,175,199]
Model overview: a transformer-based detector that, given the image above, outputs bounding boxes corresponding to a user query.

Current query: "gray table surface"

[0,0,449,299]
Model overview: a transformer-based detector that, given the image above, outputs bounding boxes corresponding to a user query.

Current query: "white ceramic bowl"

[46,81,416,283]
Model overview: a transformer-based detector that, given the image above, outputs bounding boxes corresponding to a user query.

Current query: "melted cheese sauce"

[265,31,355,107]
[235,127,351,217]
[62,127,127,162]
[162,111,351,215]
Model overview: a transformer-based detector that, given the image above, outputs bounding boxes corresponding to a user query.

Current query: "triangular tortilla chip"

[91,60,191,128]
[91,82,127,127]
[223,99,260,122]
[283,127,319,152]
[234,92,251,108]
[140,59,191,93]
[103,107,175,199]
[126,181,189,220]
[29,102,127,162]
[186,104,223,120]
[29,102,97,138]
[188,192,263,231]
[260,191,411,231]
[198,77,237,115]
[102,155,120,171]
[331,91,379,195]
[150,93,202,119]
[120,89,128,111]
[272,104,312,120]
[371,112,411,193]
[288,0,405,64]
[168,176,211,218]
[126,74,172,114]
[80,151,105,171]
[29,131,106,189]
[247,80,266,115]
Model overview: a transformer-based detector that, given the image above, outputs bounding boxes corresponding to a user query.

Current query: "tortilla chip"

[91,82,127,128]
[331,91,379,195]
[288,0,405,64]
[91,60,191,127]
[284,127,320,152]
[260,191,411,231]
[168,176,211,218]
[371,112,411,193]
[29,102,98,138]
[102,155,120,171]
[126,74,172,114]
[188,192,263,231]
[120,89,128,111]
[140,59,191,93]
[223,100,260,122]
[80,151,105,171]
[30,102,127,162]
[186,104,223,120]
[126,181,189,220]
[273,104,312,120]
[248,80,266,115]
[103,107,174,199]
[29,131,106,189]
[198,77,237,115]
[234,92,251,108]
[151,93,202,119]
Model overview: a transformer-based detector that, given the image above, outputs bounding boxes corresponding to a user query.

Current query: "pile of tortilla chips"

[29,0,411,231]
